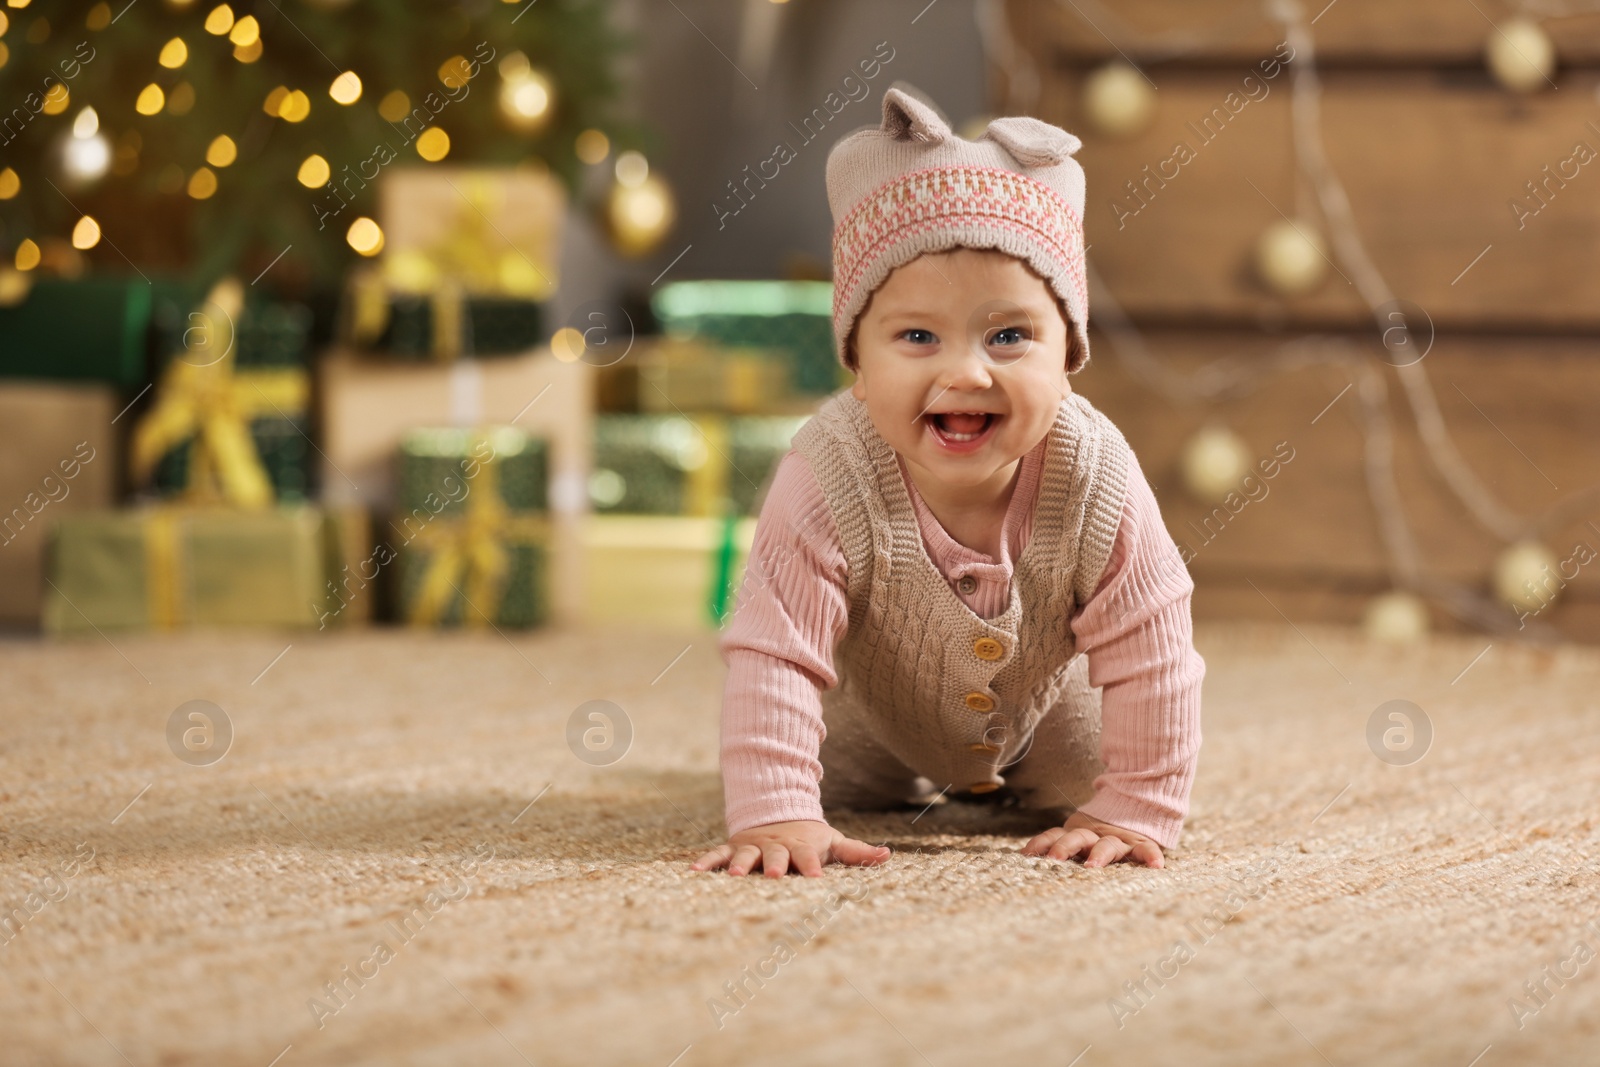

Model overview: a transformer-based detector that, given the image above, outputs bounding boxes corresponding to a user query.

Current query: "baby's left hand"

[1022,811,1165,869]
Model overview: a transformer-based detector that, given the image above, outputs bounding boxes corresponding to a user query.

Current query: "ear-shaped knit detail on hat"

[982,116,1082,166]
[880,85,953,144]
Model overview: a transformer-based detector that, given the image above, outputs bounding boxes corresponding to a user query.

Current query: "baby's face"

[849,248,1072,494]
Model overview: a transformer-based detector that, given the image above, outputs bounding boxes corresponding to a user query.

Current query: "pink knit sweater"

[718,434,1205,849]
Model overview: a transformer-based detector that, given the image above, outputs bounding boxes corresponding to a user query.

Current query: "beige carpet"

[1,620,1597,1067]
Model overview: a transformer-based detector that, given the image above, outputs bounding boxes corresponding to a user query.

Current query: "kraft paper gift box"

[41,504,358,634]
[318,347,590,624]
[0,383,118,629]
[581,514,756,630]
[590,414,808,518]
[593,336,797,415]
[393,427,550,629]
[376,166,564,300]
[650,281,845,398]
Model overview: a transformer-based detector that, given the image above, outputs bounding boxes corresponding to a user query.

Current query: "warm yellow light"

[377,90,409,122]
[575,128,610,165]
[263,85,288,115]
[203,4,233,34]
[232,37,261,62]
[296,154,329,188]
[135,83,165,115]
[227,13,256,45]
[41,84,68,115]
[71,215,100,250]
[499,69,551,130]
[159,36,186,67]
[346,217,384,256]
[0,42,8,68]
[71,106,97,137]
[329,70,361,104]
[415,126,450,161]
[9,0,32,9]
[205,134,236,167]
[277,89,309,122]
[614,150,648,188]
[550,327,584,362]
[167,81,195,115]
[437,55,472,87]
[0,11,9,34]
[0,167,17,198]
[15,238,40,270]
[85,3,110,29]
[187,166,217,199]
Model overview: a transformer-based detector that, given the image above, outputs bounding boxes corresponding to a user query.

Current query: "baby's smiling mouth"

[925,410,1000,444]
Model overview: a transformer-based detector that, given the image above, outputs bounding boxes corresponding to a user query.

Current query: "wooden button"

[973,636,1004,661]
[969,780,1003,794]
[969,742,1002,754]
[964,691,995,713]
[956,575,978,595]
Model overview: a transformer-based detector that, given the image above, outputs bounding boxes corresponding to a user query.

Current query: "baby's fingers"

[1084,835,1132,868]
[761,843,791,878]
[691,844,732,871]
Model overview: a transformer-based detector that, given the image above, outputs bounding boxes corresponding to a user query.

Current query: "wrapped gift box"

[377,166,564,300]
[594,336,798,415]
[339,270,546,361]
[582,514,755,630]
[42,504,358,634]
[0,277,172,388]
[135,297,315,505]
[650,280,844,397]
[394,427,550,629]
[319,347,589,623]
[590,413,807,518]
[0,383,119,629]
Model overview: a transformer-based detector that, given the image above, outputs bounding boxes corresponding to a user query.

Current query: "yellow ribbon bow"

[129,278,308,509]
[406,434,548,628]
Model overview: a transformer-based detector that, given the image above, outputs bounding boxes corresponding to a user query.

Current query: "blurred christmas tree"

[0,0,640,290]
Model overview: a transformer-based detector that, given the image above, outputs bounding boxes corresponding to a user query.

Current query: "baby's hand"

[1022,810,1165,869]
[691,819,891,878]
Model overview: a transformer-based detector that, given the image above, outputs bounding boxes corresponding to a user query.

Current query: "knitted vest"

[790,389,1131,794]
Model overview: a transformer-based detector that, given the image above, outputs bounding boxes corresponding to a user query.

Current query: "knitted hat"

[826,81,1092,373]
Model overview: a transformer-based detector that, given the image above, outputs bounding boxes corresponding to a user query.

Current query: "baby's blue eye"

[989,327,1026,347]
[900,329,937,345]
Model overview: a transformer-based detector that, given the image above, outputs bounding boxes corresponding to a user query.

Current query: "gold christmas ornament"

[1493,540,1560,612]
[1082,61,1157,139]
[1180,423,1251,504]
[1255,218,1328,297]
[1486,17,1555,94]
[1363,592,1429,644]
[606,171,675,257]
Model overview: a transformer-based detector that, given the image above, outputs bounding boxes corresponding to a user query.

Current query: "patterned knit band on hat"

[825,81,1092,373]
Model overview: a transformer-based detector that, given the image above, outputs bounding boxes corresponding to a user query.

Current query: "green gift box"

[137,298,314,504]
[394,426,550,629]
[0,277,174,388]
[590,414,806,518]
[42,504,342,633]
[341,270,546,361]
[651,281,842,397]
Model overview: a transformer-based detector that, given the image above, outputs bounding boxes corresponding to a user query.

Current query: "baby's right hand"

[690,820,891,878]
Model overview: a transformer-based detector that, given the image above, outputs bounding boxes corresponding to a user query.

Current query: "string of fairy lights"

[977,0,1600,641]
[0,0,676,286]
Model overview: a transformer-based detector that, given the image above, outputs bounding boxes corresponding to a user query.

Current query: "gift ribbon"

[405,437,549,628]
[683,415,730,519]
[143,507,183,630]
[345,269,467,362]
[129,289,308,509]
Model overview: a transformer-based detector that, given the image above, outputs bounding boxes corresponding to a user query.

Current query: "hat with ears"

[825,81,1092,373]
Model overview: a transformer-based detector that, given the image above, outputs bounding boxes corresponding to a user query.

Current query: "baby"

[692,83,1205,878]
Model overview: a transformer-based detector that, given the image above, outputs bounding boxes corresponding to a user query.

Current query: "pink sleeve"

[1068,453,1206,849]
[717,450,849,837]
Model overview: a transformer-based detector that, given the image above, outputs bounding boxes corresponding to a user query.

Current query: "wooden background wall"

[1000,0,1600,644]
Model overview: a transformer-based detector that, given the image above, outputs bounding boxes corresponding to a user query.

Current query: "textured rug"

[1,620,1596,1067]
